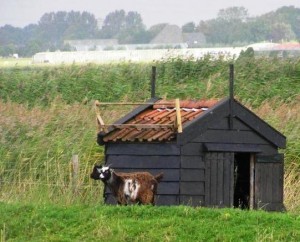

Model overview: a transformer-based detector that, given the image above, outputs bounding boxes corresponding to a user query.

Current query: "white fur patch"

[124,179,133,197]
[101,166,110,172]
[123,179,140,201]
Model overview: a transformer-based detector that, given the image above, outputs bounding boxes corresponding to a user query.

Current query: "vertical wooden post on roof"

[151,66,156,98]
[175,98,183,133]
[229,64,234,130]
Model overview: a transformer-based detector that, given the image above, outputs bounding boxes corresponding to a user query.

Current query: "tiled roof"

[102,99,219,143]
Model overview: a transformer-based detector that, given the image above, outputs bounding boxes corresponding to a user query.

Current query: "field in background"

[0,58,33,67]
[0,56,299,240]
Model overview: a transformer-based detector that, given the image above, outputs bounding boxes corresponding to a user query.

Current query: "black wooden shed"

[96,96,286,211]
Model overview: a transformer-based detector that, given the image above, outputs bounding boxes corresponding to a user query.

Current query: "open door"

[233,153,255,209]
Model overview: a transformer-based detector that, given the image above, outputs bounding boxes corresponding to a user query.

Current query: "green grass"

[1,203,300,242]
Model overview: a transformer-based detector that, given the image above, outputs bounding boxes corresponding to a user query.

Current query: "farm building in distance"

[96,89,286,211]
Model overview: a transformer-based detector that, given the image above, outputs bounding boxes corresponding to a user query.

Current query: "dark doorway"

[234,153,250,209]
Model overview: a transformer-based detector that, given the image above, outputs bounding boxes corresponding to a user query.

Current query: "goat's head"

[90,164,113,182]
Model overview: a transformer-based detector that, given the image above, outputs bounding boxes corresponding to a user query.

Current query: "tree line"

[0,6,299,57]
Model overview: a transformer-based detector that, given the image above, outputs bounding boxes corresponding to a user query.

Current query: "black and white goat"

[90,165,163,205]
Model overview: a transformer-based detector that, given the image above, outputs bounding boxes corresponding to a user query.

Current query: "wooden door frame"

[249,153,255,209]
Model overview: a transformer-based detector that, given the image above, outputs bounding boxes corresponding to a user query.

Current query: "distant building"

[150,24,184,44]
[64,39,118,51]
[64,24,206,52]
[150,24,206,47]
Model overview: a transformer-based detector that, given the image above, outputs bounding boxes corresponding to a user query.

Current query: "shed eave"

[233,100,286,149]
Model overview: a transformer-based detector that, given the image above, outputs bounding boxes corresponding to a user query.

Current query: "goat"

[90,165,163,205]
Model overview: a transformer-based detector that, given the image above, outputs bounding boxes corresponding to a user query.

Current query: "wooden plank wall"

[192,117,278,155]
[204,152,234,207]
[180,154,205,206]
[255,154,284,211]
[104,143,181,205]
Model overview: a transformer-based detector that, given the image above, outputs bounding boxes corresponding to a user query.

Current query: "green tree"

[0,25,23,45]
[182,22,196,33]
[101,10,126,38]
[38,11,99,50]
[100,10,146,43]
[268,22,296,42]
[275,6,300,39]
[198,7,250,44]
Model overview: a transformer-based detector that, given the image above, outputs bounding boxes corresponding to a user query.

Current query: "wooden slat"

[98,97,161,135]
[102,123,174,130]
[95,101,175,106]
[193,129,270,145]
[181,156,204,169]
[205,153,211,206]
[181,169,205,181]
[229,153,234,207]
[158,182,179,194]
[204,143,261,153]
[217,154,224,206]
[96,114,105,126]
[205,152,234,207]
[209,117,252,131]
[180,182,205,195]
[106,143,180,156]
[106,155,180,169]
[256,154,284,163]
[210,154,218,205]
[250,154,255,209]
[181,143,205,156]
[175,98,183,133]
[223,154,231,206]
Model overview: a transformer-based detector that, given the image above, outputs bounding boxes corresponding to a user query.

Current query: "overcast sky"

[1,0,299,28]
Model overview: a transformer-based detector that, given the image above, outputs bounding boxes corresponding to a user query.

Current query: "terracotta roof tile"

[102,99,219,142]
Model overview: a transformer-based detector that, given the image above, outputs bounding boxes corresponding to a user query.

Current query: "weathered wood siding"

[180,153,205,206]
[204,152,234,207]
[255,154,284,211]
[190,116,278,155]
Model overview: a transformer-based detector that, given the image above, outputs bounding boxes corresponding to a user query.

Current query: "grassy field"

[1,203,300,242]
[0,56,300,241]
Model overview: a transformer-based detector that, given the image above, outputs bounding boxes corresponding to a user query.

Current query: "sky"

[0,0,300,28]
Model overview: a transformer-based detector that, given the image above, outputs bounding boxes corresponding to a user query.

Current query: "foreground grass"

[1,203,300,242]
